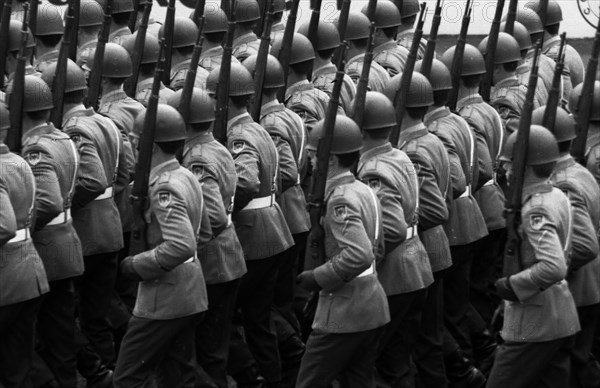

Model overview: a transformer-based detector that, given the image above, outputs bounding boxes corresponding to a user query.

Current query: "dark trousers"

[113,313,202,388]
[571,304,600,388]
[0,297,42,388]
[236,253,284,383]
[296,327,382,388]
[376,289,428,388]
[196,279,241,388]
[37,278,78,388]
[487,336,575,388]
[414,270,448,388]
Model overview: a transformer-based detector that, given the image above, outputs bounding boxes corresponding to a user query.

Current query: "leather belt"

[8,228,30,243]
[406,225,417,240]
[243,194,275,210]
[459,185,472,198]
[47,209,72,226]
[95,187,114,201]
[358,262,375,278]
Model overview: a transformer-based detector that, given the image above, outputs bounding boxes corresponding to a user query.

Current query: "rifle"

[128,0,139,32]
[29,0,38,36]
[249,0,274,122]
[305,0,322,80]
[419,0,442,79]
[503,43,541,277]
[213,0,236,144]
[68,0,80,61]
[221,0,230,21]
[83,0,112,110]
[480,0,504,102]
[275,0,299,102]
[388,2,426,147]
[350,0,377,127]
[0,0,12,90]
[50,0,75,128]
[160,0,176,86]
[542,32,566,132]
[130,39,166,255]
[503,0,518,35]
[571,15,600,164]
[447,0,472,111]
[124,0,152,97]
[178,16,206,122]
[7,2,29,152]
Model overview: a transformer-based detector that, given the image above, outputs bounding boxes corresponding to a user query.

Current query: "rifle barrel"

[50,0,75,127]
[161,0,177,86]
[542,32,566,131]
[480,0,505,102]
[250,0,274,122]
[420,0,443,79]
[125,0,153,97]
[276,0,299,102]
[447,0,472,110]
[213,0,236,144]
[84,0,113,110]
[8,2,29,152]
[179,16,206,122]
[0,0,12,90]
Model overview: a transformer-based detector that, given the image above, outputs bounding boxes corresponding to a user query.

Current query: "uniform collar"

[62,104,94,126]
[110,27,131,39]
[397,122,428,148]
[522,180,554,202]
[347,53,365,66]
[200,46,222,58]
[397,29,415,38]
[553,154,576,172]
[184,130,214,156]
[35,49,59,65]
[423,106,450,125]
[494,76,520,89]
[234,32,258,45]
[150,159,179,183]
[456,94,484,110]
[373,40,399,55]
[325,171,355,200]
[543,35,561,52]
[312,62,336,78]
[0,144,9,154]
[260,99,284,118]
[22,123,54,141]
[171,59,191,76]
[100,87,128,106]
[227,112,252,128]
[272,22,285,32]
[360,142,393,163]
[285,79,311,100]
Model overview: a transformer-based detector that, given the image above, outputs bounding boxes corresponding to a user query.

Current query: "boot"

[444,349,486,388]
[77,345,113,388]
[232,365,265,388]
[471,329,497,376]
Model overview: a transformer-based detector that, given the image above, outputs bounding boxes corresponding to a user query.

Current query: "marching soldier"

[489,125,580,388]
[206,63,294,388]
[120,33,175,107]
[395,0,426,60]
[167,88,247,388]
[4,20,37,80]
[77,0,104,69]
[297,20,356,114]
[357,92,434,387]
[163,17,210,91]
[270,0,287,41]
[114,105,208,387]
[34,2,63,73]
[106,0,134,44]
[0,103,50,388]
[341,11,390,94]
[232,0,261,62]
[132,0,162,37]
[40,59,124,373]
[362,0,409,77]
[19,76,84,388]
[296,115,390,387]
[570,82,600,188]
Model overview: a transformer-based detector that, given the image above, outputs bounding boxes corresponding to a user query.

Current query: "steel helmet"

[206,62,255,96]
[86,43,133,78]
[478,33,521,64]
[235,0,261,22]
[531,107,576,142]
[243,54,285,89]
[167,88,215,124]
[441,44,486,76]
[134,104,187,143]
[383,72,433,108]
[6,75,54,112]
[121,33,161,64]
[500,125,560,165]
[309,115,362,154]
[396,0,419,18]
[338,12,371,41]
[500,21,532,51]
[415,59,452,91]
[41,59,88,93]
[111,0,134,14]
[179,0,197,9]
[569,81,600,121]
[524,0,562,26]
[191,6,228,32]
[270,33,315,65]
[36,2,64,36]
[362,0,401,28]
[505,7,544,35]
[8,20,36,53]
[297,21,340,51]
[0,104,9,131]
[360,91,397,131]
[79,0,104,27]
[159,17,198,48]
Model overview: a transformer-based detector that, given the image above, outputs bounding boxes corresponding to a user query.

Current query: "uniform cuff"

[510,269,541,302]
[133,248,167,281]
[313,261,345,292]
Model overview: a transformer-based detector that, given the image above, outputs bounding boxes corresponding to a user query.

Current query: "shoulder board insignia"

[158,191,172,208]
[333,205,347,221]
[530,214,546,231]
[232,140,246,154]
[26,151,42,166]
[368,178,381,192]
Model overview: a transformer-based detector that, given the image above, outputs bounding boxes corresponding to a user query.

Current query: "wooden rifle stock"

[275,0,299,102]
[179,15,206,122]
[68,0,80,61]
[249,0,274,122]
[50,0,75,128]
[447,0,472,111]
[129,39,165,256]
[542,32,566,132]
[388,2,426,147]
[7,2,29,152]
[125,0,153,97]
[503,0,518,35]
[420,0,443,79]
[29,0,38,37]
[84,0,112,110]
[161,0,176,86]
[213,0,236,144]
[128,0,139,33]
[0,0,12,90]
[480,0,504,102]
[305,0,322,80]
[503,43,541,277]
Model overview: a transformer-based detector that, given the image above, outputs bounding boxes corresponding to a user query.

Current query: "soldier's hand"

[495,277,519,302]
[297,270,321,292]
[121,256,143,282]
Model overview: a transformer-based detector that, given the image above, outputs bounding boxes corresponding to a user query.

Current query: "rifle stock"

[388,2,426,147]
[213,0,236,144]
[84,0,112,110]
[161,0,176,86]
[129,39,166,256]
[128,0,139,32]
[68,0,80,61]
[305,0,322,80]
[7,2,29,152]
[503,0,517,35]
[275,0,299,102]
[50,0,75,128]
[542,32,566,131]
[0,0,12,90]
[480,0,504,102]
[124,0,153,97]
[249,0,274,122]
[29,0,38,36]
[503,43,541,277]
[178,15,206,122]
[447,0,472,110]
[420,0,443,79]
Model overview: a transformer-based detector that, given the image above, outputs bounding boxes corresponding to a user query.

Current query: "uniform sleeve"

[561,189,599,271]
[132,182,198,280]
[409,152,449,231]
[229,136,261,211]
[470,121,494,190]
[313,196,376,292]
[270,133,298,194]
[566,46,585,88]
[188,161,229,238]
[587,146,600,188]
[510,206,568,301]
[0,179,17,246]
[115,132,134,196]
[25,149,63,230]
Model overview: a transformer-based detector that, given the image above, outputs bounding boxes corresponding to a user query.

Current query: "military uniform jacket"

[516,52,554,108]
[543,36,584,103]
[312,63,356,114]
[551,155,600,307]
[457,95,506,231]
[22,124,84,281]
[0,145,49,306]
[227,113,294,260]
[199,46,241,73]
[63,105,124,255]
[397,124,452,272]
[232,33,260,62]
[373,41,409,77]
[425,107,488,245]
[345,53,390,94]
[503,182,580,342]
[135,77,176,108]
[312,172,390,333]
[358,143,433,295]
[397,30,427,60]
[131,159,208,319]
[490,77,528,134]
[182,131,247,284]
[586,124,600,188]
[260,100,310,235]
[285,80,336,132]
[170,59,210,91]
[35,50,59,74]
